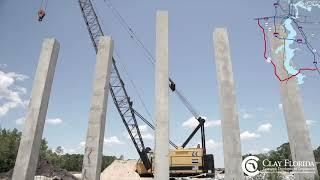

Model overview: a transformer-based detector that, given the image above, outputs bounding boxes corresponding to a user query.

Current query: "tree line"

[0,128,119,173]
[1,128,319,176]
[243,142,320,177]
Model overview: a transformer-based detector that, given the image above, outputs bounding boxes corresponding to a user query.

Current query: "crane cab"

[136,147,215,178]
[170,147,214,177]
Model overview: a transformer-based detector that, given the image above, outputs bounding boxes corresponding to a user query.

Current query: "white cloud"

[262,148,270,153]
[206,139,222,151]
[278,104,283,110]
[0,70,29,117]
[206,120,221,127]
[247,148,270,155]
[242,112,253,120]
[182,118,198,128]
[126,125,154,141]
[240,131,260,140]
[0,64,7,69]
[15,86,27,94]
[141,133,154,140]
[76,137,124,154]
[257,123,272,133]
[79,141,86,147]
[248,149,259,154]
[61,146,83,154]
[139,125,148,133]
[15,117,25,125]
[46,118,63,125]
[56,142,88,155]
[63,149,74,154]
[15,117,63,126]
[306,120,317,127]
[104,136,123,145]
[8,72,28,81]
[182,116,221,129]
[0,102,23,117]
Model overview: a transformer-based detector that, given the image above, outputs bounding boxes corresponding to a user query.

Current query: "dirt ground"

[69,160,154,180]
[72,160,220,180]
[100,160,152,180]
[1,159,295,180]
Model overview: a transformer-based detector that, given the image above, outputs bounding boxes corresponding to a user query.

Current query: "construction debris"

[0,159,77,180]
[35,159,77,180]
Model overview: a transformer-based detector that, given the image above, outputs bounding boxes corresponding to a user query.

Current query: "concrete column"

[154,10,170,180]
[213,28,244,180]
[82,36,114,180]
[12,39,60,180]
[270,26,318,180]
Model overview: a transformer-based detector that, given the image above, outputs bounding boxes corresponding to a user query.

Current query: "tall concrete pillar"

[154,10,170,180]
[12,39,60,180]
[82,36,114,180]
[213,28,244,180]
[270,26,318,179]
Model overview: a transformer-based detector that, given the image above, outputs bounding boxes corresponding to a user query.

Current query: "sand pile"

[100,160,152,180]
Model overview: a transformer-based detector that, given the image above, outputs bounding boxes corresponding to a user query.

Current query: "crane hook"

[38,9,46,22]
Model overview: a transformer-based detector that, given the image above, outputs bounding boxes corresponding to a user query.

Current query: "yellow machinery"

[78,0,215,177]
[136,147,215,177]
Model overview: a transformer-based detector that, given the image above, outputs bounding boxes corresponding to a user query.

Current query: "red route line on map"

[257,19,319,82]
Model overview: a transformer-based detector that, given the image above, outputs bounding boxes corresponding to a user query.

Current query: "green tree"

[243,143,320,177]
[0,128,117,174]
[55,146,64,156]
[0,128,21,172]
[0,128,50,173]
[39,139,49,160]
[268,143,292,168]
[101,155,117,171]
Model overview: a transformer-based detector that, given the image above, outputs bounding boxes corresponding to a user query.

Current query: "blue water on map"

[283,18,305,84]
[293,0,313,17]
[277,0,320,84]
[275,45,284,54]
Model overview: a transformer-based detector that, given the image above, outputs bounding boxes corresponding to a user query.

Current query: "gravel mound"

[36,160,77,180]
[0,159,77,180]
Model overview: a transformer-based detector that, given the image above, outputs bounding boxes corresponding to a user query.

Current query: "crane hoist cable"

[133,109,178,149]
[102,0,206,150]
[103,0,159,66]
[79,0,208,170]
[114,50,155,124]
[103,0,201,120]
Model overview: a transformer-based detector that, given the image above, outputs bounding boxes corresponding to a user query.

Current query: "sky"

[0,0,319,168]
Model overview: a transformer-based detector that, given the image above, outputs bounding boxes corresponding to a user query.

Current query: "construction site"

[0,0,320,180]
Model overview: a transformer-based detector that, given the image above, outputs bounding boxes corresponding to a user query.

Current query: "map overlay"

[255,0,320,84]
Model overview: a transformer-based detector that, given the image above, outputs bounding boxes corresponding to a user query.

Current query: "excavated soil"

[100,160,152,180]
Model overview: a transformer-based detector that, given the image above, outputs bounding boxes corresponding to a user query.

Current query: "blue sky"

[0,0,319,168]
